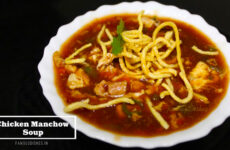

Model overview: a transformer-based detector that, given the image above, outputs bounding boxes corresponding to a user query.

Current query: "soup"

[53,11,229,137]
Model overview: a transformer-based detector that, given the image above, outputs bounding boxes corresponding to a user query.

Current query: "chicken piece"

[67,69,90,89]
[142,17,154,28]
[53,51,64,68]
[67,73,84,89]
[99,65,118,80]
[94,80,108,97]
[189,61,210,79]
[130,80,145,92]
[65,65,77,73]
[102,65,117,74]
[90,47,101,54]
[108,81,127,96]
[70,90,85,99]
[97,53,115,69]
[188,61,219,92]
[88,47,102,64]
[75,68,90,86]
[94,80,127,97]
[89,54,102,64]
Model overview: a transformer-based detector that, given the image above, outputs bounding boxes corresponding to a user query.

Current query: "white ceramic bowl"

[38,1,230,149]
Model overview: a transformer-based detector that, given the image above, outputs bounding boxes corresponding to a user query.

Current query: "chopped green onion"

[133,99,143,107]
[83,66,98,78]
[122,103,132,118]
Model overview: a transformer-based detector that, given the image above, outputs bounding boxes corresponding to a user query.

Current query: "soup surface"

[53,12,229,137]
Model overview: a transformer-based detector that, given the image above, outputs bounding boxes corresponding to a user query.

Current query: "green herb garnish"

[122,103,132,118]
[117,19,125,34]
[83,66,98,78]
[133,99,144,107]
[112,35,124,55]
[112,19,125,55]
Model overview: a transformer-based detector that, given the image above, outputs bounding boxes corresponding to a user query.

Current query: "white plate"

[38,1,230,149]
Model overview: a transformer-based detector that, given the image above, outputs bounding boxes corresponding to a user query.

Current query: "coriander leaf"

[117,19,125,34]
[112,19,125,55]
[112,34,124,55]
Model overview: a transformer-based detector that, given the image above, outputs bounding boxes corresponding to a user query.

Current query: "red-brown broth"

[54,14,229,137]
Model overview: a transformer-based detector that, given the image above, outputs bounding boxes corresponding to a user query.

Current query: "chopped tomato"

[116,104,126,118]
[58,68,67,76]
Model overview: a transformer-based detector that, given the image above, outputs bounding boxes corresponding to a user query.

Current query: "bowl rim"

[38,1,230,149]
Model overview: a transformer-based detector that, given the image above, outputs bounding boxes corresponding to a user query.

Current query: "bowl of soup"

[38,1,230,148]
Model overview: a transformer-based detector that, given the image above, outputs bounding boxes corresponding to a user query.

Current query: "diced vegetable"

[116,104,126,118]
[65,65,77,73]
[152,94,160,101]
[133,99,143,107]
[209,65,222,73]
[170,112,184,129]
[175,104,196,115]
[58,68,67,76]
[122,103,132,118]
[206,58,217,66]
[83,66,98,79]
[130,80,145,92]
[131,112,142,122]
[154,101,167,111]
